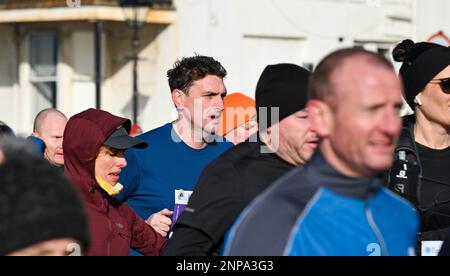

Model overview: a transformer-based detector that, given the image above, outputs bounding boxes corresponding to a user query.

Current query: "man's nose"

[58,137,64,148]
[381,110,401,136]
[216,96,225,111]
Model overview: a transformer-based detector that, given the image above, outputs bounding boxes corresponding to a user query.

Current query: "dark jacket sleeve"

[124,204,166,256]
[162,225,215,256]
[162,159,243,256]
[439,228,450,256]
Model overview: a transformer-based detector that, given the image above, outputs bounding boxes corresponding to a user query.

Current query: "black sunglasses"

[430,77,450,93]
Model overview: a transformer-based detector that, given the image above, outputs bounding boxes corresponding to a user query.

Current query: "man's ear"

[307,99,333,138]
[258,126,271,145]
[31,132,41,139]
[172,89,185,110]
[265,125,272,136]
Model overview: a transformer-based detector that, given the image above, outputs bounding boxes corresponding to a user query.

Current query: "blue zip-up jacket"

[224,151,419,256]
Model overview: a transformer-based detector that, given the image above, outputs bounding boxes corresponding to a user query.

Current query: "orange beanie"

[218,93,256,137]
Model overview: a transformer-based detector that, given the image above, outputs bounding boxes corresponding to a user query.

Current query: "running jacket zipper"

[365,203,389,256]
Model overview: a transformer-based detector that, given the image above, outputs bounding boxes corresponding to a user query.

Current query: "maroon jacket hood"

[64,108,131,200]
[63,108,165,256]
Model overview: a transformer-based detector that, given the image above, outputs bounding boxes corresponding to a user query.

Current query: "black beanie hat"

[0,151,90,255]
[0,121,14,139]
[393,39,450,109]
[255,63,311,130]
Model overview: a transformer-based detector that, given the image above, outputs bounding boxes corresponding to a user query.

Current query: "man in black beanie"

[163,63,317,256]
[388,40,450,255]
[0,138,90,256]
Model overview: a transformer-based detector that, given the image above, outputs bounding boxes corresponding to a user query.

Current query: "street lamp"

[119,0,151,125]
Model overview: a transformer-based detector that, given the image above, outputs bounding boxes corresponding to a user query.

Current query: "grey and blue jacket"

[224,151,419,256]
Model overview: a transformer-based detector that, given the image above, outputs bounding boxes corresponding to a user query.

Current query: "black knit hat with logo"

[0,147,90,255]
[255,63,311,130]
[393,39,450,109]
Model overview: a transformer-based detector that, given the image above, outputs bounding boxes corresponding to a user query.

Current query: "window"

[29,32,58,112]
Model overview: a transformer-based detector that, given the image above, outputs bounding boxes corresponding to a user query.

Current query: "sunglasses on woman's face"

[430,78,450,94]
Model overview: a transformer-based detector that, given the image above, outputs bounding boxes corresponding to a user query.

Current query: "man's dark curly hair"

[167,55,227,94]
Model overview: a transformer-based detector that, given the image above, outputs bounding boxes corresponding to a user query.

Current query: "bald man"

[31,108,68,167]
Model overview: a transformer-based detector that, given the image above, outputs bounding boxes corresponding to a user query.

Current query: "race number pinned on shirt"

[171,189,193,228]
[421,240,443,256]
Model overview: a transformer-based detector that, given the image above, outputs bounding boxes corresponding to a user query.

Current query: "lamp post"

[119,0,150,125]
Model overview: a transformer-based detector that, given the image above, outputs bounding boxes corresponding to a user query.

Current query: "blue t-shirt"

[118,123,234,220]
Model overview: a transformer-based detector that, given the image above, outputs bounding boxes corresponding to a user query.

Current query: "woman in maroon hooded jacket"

[63,108,165,256]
